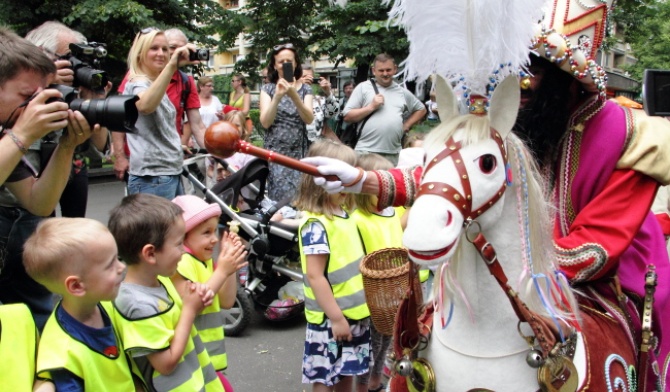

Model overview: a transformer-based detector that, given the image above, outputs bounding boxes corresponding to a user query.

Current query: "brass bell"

[520,76,531,90]
[395,357,414,377]
[526,349,544,368]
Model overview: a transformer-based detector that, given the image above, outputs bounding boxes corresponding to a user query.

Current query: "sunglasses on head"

[273,43,294,52]
[138,27,160,35]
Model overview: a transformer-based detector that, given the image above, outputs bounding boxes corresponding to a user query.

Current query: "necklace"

[433,329,530,359]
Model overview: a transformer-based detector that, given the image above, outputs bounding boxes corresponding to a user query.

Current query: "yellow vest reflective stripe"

[0,304,37,392]
[112,277,223,392]
[178,253,228,371]
[353,208,430,283]
[299,212,370,324]
[36,302,135,392]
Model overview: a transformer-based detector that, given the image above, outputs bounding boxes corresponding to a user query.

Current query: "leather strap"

[418,130,507,220]
[471,232,558,356]
[637,265,658,391]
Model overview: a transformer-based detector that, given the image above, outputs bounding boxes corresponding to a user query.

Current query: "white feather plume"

[385,0,549,96]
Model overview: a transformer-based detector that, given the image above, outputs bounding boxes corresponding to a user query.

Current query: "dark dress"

[262,83,313,201]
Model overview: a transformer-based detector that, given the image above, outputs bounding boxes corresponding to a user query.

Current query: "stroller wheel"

[222,287,253,336]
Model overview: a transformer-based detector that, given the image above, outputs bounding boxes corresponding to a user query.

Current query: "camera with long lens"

[189,48,210,62]
[58,42,110,92]
[642,69,670,117]
[47,84,139,133]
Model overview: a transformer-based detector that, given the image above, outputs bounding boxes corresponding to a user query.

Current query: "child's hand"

[182,282,206,313]
[193,282,215,307]
[332,318,352,342]
[215,231,248,277]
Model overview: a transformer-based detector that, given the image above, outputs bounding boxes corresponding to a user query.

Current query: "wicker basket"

[360,248,423,336]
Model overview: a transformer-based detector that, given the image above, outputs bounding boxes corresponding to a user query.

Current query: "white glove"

[301,156,367,194]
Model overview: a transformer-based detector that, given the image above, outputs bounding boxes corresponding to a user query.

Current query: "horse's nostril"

[446,212,453,226]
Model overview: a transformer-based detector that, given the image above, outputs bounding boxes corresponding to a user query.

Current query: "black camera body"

[47,84,139,133]
[642,69,670,117]
[189,48,210,62]
[59,42,110,91]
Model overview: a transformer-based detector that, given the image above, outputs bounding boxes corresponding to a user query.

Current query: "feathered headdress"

[383,0,547,103]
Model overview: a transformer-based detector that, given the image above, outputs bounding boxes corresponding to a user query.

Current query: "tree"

[307,0,408,84]
[233,0,408,85]
[612,0,670,81]
[232,0,321,85]
[0,0,245,84]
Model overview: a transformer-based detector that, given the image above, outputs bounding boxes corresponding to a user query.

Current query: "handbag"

[338,79,379,149]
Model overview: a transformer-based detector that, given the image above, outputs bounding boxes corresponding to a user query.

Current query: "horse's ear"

[435,75,458,121]
[489,76,520,139]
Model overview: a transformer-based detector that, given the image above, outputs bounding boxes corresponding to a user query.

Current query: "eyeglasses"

[273,43,294,52]
[138,27,160,35]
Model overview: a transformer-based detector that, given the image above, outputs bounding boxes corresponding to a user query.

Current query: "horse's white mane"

[424,116,580,323]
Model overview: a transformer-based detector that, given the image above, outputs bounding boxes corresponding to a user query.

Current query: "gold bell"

[520,76,531,90]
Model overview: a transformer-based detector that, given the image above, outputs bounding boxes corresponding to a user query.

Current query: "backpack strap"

[179,70,190,109]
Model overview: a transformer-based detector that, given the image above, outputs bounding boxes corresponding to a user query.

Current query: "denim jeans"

[0,206,54,331]
[127,174,184,200]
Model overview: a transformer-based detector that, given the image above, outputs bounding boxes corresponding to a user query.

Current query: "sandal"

[369,385,385,392]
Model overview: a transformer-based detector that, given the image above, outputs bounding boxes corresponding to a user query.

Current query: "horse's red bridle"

[416,129,508,221]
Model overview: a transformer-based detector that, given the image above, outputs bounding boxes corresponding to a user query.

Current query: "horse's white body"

[402,76,587,391]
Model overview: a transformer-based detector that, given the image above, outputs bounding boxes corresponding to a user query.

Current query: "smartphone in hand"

[282,62,294,82]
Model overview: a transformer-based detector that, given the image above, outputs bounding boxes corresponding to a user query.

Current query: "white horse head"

[403,75,520,266]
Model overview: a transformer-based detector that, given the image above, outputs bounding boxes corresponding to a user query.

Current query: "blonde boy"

[108,193,224,392]
[23,218,136,392]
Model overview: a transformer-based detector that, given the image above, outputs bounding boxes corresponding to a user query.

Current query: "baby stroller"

[181,153,305,336]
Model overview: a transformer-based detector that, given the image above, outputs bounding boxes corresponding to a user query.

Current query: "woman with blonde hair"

[121,27,200,199]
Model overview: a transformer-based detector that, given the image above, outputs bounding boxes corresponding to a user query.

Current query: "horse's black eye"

[479,154,497,173]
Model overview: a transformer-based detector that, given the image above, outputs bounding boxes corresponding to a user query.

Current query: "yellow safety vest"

[299,211,370,324]
[177,252,228,371]
[112,276,223,392]
[352,207,430,283]
[36,302,136,392]
[0,304,37,392]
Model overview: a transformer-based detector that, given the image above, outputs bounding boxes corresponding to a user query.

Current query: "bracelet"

[342,167,365,188]
[5,130,28,154]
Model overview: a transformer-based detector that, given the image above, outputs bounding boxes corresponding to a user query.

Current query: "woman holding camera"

[121,27,199,199]
[259,43,313,201]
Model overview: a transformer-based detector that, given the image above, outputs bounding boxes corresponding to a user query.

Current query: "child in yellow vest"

[108,193,224,392]
[294,139,371,392]
[350,153,404,392]
[23,218,139,392]
[171,195,247,390]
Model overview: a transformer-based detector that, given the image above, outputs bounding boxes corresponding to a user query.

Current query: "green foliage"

[308,0,408,71]
[0,0,245,85]
[615,0,670,81]
[247,108,264,146]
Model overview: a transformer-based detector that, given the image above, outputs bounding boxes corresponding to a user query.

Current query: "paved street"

[87,177,310,391]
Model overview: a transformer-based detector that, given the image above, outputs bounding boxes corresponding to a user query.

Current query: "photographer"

[25,21,110,218]
[113,27,201,199]
[0,27,101,330]
[113,28,208,189]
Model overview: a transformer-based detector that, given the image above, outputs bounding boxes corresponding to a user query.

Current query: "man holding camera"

[0,27,101,330]
[24,21,111,219]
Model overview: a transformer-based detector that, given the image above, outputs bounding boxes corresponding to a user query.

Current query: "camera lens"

[74,67,109,91]
[69,96,139,133]
[189,49,210,62]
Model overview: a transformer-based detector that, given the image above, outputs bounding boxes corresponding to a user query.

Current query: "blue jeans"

[0,206,53,331]
[127,174,184,200]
